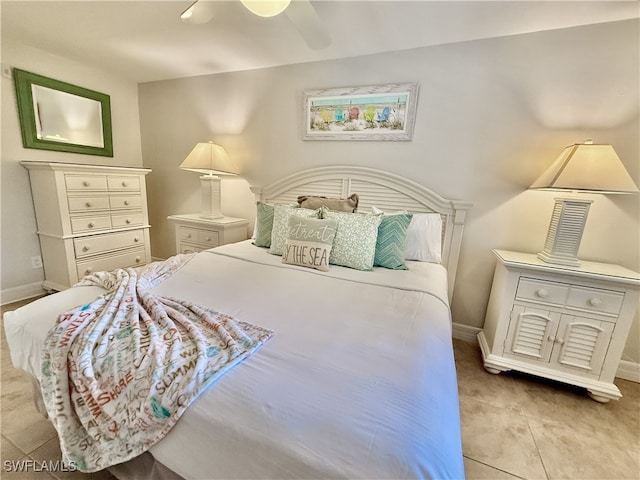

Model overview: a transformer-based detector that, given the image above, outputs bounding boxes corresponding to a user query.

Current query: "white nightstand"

[167,214,249,254]
[478,249,640,402]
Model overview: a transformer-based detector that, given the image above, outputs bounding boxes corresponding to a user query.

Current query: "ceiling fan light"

[241,0,292,18]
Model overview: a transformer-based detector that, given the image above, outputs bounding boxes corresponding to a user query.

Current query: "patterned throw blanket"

[40,254,273,472]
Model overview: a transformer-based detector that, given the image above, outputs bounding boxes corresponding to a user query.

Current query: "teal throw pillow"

[253,202,275,248]
[374,213,413,269]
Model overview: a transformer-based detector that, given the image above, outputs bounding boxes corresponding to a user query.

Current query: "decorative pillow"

[374,213,413,270]
[297,194,359,212]
[269,205,320,256]
[405,213,443,263]
[282,216,338,271]
[253,202,275,247]
[324,210,382,271]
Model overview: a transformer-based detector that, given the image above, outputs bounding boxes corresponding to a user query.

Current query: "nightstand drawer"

[567,286,624,316]
[65,175,108,192]
[68,196,110,213]
[74,230,145,258]
[178,226,200,243]
[516,278,569,305]
[76,248,147,278]
[197,230,219,247]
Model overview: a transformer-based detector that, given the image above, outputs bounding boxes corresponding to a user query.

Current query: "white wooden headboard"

[251,166,472,301]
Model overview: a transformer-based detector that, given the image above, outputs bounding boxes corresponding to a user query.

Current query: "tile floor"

[1,296,639,479]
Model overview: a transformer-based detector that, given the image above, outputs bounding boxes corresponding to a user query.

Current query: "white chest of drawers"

[22,161,152,291]
[478,250,640,402]
[167,214,249,254]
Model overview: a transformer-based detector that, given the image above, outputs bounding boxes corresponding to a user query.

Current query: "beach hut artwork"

[303,83,419,141]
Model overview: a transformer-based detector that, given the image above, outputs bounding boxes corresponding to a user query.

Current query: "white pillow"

[404,213,442,263]
[371,207,442,263]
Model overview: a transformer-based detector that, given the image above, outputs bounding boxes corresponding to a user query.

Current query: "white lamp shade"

[530,143,639,194]
[240,0,291,17]
[179,142,239,176]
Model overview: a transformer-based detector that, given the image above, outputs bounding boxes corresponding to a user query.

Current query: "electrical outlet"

[31,255,43,269]
[1,64,12,79]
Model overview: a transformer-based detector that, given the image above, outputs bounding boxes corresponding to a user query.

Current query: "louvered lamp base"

[538,197,593,267]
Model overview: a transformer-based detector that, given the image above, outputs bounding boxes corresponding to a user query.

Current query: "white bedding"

[4,240,464,479]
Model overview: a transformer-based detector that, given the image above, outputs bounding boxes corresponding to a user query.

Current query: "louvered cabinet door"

[552,316,614,376]
[505,307,559,362]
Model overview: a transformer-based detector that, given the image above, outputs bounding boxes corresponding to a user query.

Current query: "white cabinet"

[478,250,639,402]
[167,214,248,254]
[22,162,152,291]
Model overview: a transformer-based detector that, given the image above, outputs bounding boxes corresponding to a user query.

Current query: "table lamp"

[529,140,638,267]
[179,142,239,219]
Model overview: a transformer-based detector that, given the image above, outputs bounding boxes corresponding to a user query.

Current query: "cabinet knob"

[122,181,128,187]
[85,202,92,208]
[186,233,192,238]
[588,298,602,307]
[205,237,211,242]
[124,200,130,206]
[536,289,549,298]
[82,246,90,252]
[556,338,565,345]
[125,219,131,224]
[85,268,93,275]
[88,222,95,228]
[135,256,141,263]
[134,237,140,243]
[547,335,555,343]
[83,181,90,187]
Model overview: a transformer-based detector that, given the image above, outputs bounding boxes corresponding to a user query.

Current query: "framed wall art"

[303,83,419,141]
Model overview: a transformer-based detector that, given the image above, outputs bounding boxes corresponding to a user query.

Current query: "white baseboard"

[452,322,480,344]
[616,360,640,383]
[1,282,46,306]
[452,322,639,384]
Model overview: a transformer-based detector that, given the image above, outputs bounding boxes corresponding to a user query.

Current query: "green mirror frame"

[13,68,113,157]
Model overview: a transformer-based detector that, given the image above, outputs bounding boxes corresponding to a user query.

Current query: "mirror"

[13,68,113,157]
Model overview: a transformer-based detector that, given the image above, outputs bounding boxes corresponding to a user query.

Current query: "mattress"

[4,240,464,479]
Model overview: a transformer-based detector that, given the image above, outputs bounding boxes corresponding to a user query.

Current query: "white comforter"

[4,241,464,479]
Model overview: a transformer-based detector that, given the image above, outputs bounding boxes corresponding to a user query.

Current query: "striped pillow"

[253,202,274,247]
[374,213,413,270]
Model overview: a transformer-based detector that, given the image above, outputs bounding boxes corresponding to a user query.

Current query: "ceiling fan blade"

[284,0,331,50]
[181,0,216,25]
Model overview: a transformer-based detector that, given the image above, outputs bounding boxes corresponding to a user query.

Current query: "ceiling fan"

[180,0,332,50]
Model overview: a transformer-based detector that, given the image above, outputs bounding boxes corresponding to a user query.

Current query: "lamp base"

[200,175,224,220]
[538,197,593,268]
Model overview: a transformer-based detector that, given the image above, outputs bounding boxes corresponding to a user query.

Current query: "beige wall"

[139,20,640,362]
[1,40,143,299]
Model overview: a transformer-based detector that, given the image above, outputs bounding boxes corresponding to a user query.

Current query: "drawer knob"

[205,237,211,242]
[85,202,92,208]
[83,181,90,187]
[122,181,128,187]
[134,237,140,243]
[536,289,549,298]
[547,335,555,343]
[125,219,131,224]
[124,200,130,206]
[186,233,192,238]
[135,256,141,263]
[85,268,93,275]
[556,338,565,345]
[588,298,602,307]
[88,222,95,228]
[82,246,90,252]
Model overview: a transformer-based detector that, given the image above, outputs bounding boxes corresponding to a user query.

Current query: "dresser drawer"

[74,230,145,259]
[111,213,144,228]
[65,175,108,192]
[108,176,141,191]
[516,278,569,306]
[198,230,219,247]
[68,196,110,213]
[76,248,147,278]
[71,215,111,233]
[109,195,143,210]
[567,286,624,316]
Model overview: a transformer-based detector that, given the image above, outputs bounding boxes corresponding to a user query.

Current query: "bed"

[4,166,472,480]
